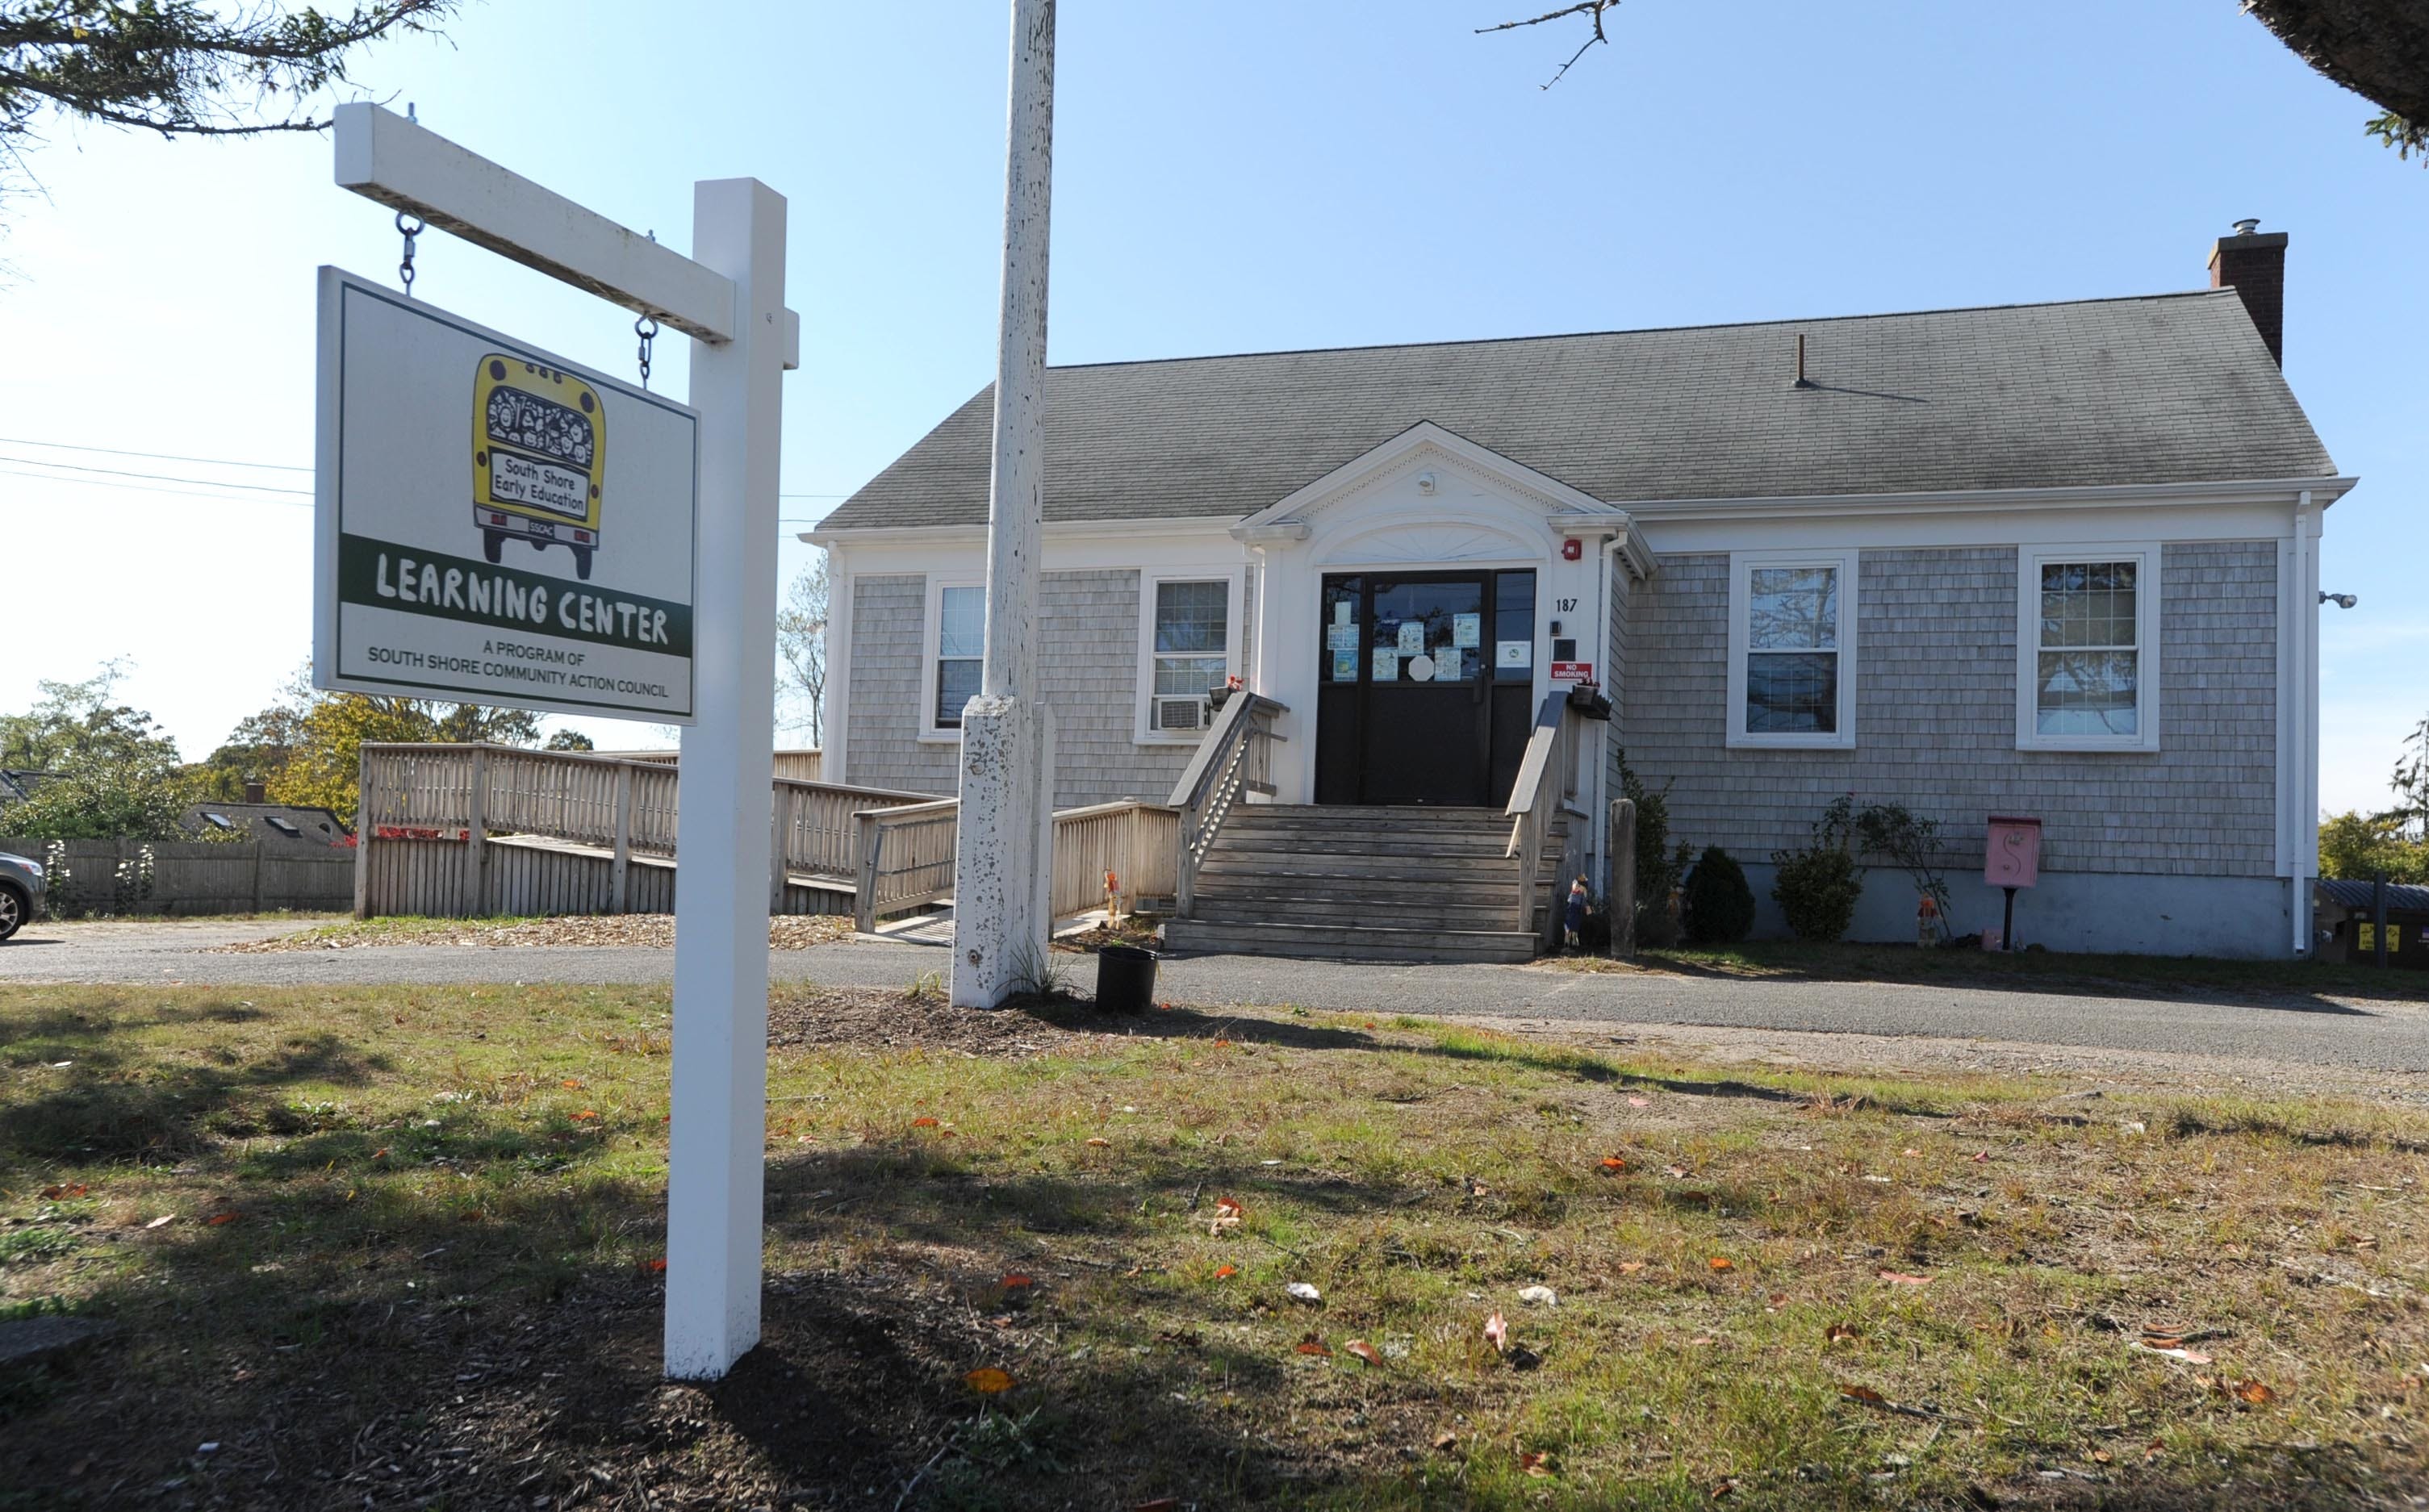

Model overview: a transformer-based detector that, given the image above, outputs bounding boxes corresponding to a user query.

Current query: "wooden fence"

[849,798,1180,932]
[3,837,355,917]
[356,744,931,921]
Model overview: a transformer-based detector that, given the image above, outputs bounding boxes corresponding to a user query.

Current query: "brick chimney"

[243,779,266,804]
[2208,219,2288,366]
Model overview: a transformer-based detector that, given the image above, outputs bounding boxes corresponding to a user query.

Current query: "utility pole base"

[951,696,1056,1008]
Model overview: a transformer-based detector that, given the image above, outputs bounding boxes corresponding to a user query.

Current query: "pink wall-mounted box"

[1985,816,2042,889]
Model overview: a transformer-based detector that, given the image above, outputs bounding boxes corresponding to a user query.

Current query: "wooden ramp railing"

[356,743,934,921]
[851,797,1183,934]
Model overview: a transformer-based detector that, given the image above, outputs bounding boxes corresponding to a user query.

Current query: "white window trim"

[917,573,987,743]
[1133,567,1246,746]
[1725,548,1858,750]
[2015,541,2162,753]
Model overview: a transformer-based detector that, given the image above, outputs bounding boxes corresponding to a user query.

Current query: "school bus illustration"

[472,355,604,580]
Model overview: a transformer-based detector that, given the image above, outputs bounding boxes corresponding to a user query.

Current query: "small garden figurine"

[1565,875,1590,950]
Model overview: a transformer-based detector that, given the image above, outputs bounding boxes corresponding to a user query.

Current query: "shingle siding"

[845,570,1202,809]
[1617,544,2278,879]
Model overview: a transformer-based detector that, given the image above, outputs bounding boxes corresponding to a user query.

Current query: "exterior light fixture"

[2318,591,2358,609]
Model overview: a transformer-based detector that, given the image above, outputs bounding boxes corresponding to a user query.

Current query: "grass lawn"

[2,983,2426,1509]
[1548,938,2427,1005]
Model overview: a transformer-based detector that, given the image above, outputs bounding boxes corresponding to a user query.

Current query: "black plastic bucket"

[1095,943,1158,1013]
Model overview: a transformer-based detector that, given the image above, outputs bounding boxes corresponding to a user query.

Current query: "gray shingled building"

[808,224,2349,960]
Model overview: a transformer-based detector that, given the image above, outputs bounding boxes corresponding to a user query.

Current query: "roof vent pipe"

[1792,332,1814,389]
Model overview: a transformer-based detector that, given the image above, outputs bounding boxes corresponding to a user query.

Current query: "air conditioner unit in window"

[1152,695,1208,733]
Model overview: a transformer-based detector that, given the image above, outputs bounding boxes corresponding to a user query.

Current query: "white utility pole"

[952,0,1060,1009]
[664,178,789,1378]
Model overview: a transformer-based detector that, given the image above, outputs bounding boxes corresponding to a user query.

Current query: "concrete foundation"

[1734,862,2297,959]
[950,696,1056,1006]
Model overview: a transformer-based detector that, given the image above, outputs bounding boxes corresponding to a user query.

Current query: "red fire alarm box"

[1984,816,2042,889]
[1561,538,1583,561]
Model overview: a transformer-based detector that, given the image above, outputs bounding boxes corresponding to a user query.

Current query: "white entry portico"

[1235,421,1654,814]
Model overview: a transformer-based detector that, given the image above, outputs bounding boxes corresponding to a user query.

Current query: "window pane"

[1154,580,1228,654]
[1153,655,1227,697]
[939,586,986,658]
[1749,566,1837,650]
[1747,652,1837,733]
[936,656,982,727]
[2035,649,2138,736]
[2039,562,2136,649]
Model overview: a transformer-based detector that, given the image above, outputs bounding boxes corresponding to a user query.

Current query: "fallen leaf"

[1690,1335,1714,1346]
[1085,1137,1111,1148]
[1971,1151,1991,1163]
[2136,1343,2213,1364]
[1879,1271,1934,1286]
[1841,1385,1886,1403]
[2236,1380,2277,1405]
[986,1314,1015,1328]
[1295,1333,1332,1356]
[1712,1477,1739,1497]
[1666,1165,1690,1180]
[561,1079,584,1090]
[1485,1310,1510,1352]
[1825,1322,1862,1345]
[1518,1285,1558,1307]
[1432,1431,1459,1452]
[1210,1196,1242,1236]
[1709,1256,1736,1272]
[1001,1273,1034,1289]
[2091,1450,2113,1466]
[1628,1096,1651,1108]
[1618,1260,1647,1275]
[371,1148,391,1159]
[1286,1281,1322,1304]
[205,1211,241,1226]
[40,1184,88,1201]
[964,1367,1014,1394]
[645,1257,667,1273]
[1520,1451,1553,1478]
[1213,1038,1232,1048]
[1213,1264,1237,1280]
[910,1116,940,1128]
[1344,1339,1384,1367]
[1467,1179,1490,1197]
[144,1215,174,1230]
[1766,1292,1788,1307]
[1599,1155,1628,1172]
[573,1109,600,1121]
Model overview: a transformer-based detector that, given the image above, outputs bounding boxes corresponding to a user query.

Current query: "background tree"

[2,2,451,192]
[0,661,200,839]
[2318,810,2429,882]
[1486,2,2429,165]
[776,552,830,748]
[543,729,596,752]
[2391,712,2429,837]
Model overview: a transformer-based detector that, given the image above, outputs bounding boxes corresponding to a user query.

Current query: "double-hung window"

[932,583,985,731]
[2017,545,2159,750]
[1137,574,1239,740]
[1726,549,1858,748]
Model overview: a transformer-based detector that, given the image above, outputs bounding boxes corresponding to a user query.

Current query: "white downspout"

[2293,489,2319,956]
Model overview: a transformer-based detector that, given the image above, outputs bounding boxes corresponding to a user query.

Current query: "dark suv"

[0,850,45,940]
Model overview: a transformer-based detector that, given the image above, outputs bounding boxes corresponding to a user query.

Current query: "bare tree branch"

[1476,1,1619,90]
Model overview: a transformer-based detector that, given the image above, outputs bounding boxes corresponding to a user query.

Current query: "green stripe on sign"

[337,533,694,657]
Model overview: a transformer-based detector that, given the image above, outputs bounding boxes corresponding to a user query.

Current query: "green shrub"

[1681,846,1755,945]
[1772,797,1863,942]
[1616,750,1682,947]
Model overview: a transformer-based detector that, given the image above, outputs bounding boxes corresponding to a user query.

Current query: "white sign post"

[320,103,796,1381]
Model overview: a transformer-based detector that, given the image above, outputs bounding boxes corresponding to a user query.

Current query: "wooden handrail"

[1166,693,1286,917]
[1503,692,1586,934]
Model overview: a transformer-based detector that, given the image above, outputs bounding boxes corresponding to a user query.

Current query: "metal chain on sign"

[635,314,660,391]
[395,211,424,297]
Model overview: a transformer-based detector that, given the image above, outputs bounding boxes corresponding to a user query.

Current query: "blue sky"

[3,1,2423,814]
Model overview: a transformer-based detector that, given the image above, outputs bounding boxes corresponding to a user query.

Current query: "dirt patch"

[767,985,1189,1058]
[219,913,856,954]
[1049,917,1164,954]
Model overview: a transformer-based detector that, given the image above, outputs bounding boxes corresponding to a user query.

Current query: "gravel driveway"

[6,917,2429,1079]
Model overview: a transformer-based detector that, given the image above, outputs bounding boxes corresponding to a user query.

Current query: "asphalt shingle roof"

[2318,879,2429,914]
[820,290,2335,532]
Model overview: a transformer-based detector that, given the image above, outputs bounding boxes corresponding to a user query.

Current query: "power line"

[0,434,312,473]
[0,466,312,508]
[0,453,313,496]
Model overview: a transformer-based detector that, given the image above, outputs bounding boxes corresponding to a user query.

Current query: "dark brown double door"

[1314,570,1537,807]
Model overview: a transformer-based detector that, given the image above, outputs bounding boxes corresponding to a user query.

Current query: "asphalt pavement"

[5,918,2429,1076]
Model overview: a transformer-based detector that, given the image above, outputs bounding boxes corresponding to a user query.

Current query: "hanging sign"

[311,268,701,721]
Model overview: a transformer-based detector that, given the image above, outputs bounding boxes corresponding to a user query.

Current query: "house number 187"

[1554,598,1578,612]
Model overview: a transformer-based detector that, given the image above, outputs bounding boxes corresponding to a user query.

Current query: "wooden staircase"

[1159,805,1570,963]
